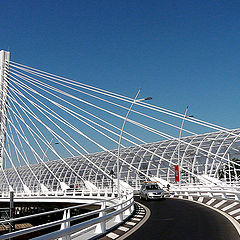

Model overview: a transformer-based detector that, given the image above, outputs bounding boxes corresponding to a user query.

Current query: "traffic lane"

[126,197,240,240]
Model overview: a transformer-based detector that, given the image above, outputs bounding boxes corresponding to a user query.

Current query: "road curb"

[98,202,150,240]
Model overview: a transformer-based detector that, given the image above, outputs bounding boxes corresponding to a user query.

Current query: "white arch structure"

[0,50,240,194]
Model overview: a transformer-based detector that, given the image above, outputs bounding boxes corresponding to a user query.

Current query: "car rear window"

[146,185,159,190]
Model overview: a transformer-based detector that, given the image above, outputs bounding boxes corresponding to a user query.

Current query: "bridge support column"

[114,199,123,223]
[0,50,10,169]
[95,201,106,233]
[123,196,131,216]
[235,193,240,201]
[59,209,70,240]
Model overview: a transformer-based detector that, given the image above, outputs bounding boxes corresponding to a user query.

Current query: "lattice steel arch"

[1,128,240,193]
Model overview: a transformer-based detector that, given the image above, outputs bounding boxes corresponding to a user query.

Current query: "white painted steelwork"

[172,185,240,201]
[1,128,240,193]
[0,50,10,169]
[0,192,134,240]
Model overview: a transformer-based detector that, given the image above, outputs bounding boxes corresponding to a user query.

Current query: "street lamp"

[117,89,152,198]
[42,137,59,162]
[178,106,194,186]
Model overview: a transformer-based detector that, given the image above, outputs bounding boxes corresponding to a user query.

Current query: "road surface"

[126,197,240,240]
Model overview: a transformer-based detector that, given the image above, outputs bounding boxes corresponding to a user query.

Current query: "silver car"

[139,183,166,200]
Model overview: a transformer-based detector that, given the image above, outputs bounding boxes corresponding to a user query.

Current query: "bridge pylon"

[0,50,10,169]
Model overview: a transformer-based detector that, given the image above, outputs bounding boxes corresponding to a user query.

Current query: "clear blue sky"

[1,0,240,129]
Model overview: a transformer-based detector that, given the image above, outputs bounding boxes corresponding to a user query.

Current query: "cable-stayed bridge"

[0,50,240,239]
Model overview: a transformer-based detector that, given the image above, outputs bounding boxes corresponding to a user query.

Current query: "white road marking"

[229,208,240,216]
[221,202,239,211]
[106,232,119,239]
[131,217,141,221]
[126,221,137,226]
[118,226,129,232]
[206,198,216,205]
[214,200,227,208]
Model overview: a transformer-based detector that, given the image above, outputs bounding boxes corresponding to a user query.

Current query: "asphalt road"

[126,197,240,240]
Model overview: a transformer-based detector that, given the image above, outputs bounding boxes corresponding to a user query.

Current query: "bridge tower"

[0,50,10,169]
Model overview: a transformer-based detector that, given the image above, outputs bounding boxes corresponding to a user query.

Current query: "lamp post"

[42,137,59,162]
[178,106,194,186]
[117,89,152,198]
[9,190,14,233]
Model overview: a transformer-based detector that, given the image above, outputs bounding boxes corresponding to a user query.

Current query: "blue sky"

[1,0,240,130]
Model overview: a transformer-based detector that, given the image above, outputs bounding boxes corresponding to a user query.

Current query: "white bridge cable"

[9,70,146,147]
[7,70,240,177]
[8,95,41,166]
[6,111,22,167]
[7,77,157,180]
[7,79,115,182]
[4,134,27,189]
[10,69,147,145]
[7,94,60,172]
[4,68,167,179]
[10,65,240,146]
[10,67,196,136]
[12,74,236,172]
[5,92,67,186]
[0,164,12,191]
[8,92,61,172]
[4,109,65,187]
[9,70,192,147]
[7,73,178,173]
[5,124,42,187]
[7,74,166,177]
[7,74,90,155]
[8,86,167,177]
[7,94,91,186]
[9,61,235,135]
[2,61,239,186]
[7,96,41,168]
[6,77,223,181]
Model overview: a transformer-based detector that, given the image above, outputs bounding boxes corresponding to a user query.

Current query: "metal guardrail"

[0,188,121,199]
[0,191,134,240]
[172,185,240,201]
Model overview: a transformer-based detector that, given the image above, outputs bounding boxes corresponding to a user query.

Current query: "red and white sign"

[175,165,179,182]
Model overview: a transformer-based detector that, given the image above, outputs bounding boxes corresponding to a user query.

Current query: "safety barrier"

[0,191,134,240]
[172,185,240,201]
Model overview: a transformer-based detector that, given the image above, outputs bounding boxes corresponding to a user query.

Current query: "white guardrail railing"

[0,189,135,240]
[0,188,122,199]
[171,185,240,201]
